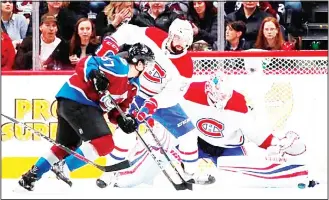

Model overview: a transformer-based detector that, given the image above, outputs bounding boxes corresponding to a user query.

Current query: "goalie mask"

[166,18,193,54]
[127,43,155,72]
[205,72,233,110]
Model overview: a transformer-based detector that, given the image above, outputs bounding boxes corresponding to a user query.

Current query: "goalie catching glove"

[267,131,306,156]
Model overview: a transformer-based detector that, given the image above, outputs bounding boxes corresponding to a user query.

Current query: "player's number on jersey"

[143,64,166,83]
[100,57,115,68]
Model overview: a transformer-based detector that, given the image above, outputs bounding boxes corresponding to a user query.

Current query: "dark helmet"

[127,43,155,64]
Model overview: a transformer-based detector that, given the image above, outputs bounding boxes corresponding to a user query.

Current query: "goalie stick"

[106,92,193,191]
[1,113,131,172]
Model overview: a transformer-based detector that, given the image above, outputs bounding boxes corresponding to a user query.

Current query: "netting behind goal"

[189,50,328,172]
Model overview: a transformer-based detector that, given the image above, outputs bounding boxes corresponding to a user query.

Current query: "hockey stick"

[106,93,192,190]
[1,113,130,172]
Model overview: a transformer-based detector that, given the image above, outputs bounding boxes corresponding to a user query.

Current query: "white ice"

[2,174,327,199]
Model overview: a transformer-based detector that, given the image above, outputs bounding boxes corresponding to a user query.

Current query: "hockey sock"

[35,151,60,179]
[177,131,199,174]
[65,143,99,172]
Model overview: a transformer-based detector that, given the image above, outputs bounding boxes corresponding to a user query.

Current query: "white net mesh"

[192,55,328,76]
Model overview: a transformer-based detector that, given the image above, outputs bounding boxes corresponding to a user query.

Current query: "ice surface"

[2,177,327,199]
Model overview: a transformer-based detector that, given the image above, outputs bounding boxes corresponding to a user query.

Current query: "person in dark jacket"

[67,1,90,20]
[226,1,271,47]
[224,20,250,51]
[187,1,218,50]
[133,2,181,33]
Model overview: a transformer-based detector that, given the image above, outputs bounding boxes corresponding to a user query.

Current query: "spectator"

[1,0,28,49]
[225,20,249,50]
[15,1,32,18]
[40,1,77,41]
[14,13,71,70]
[25,12,32,37]
[226,0,271,47]
[187,1,218,50]
[67,1,90,20]
[95,2,134,39]
[89,1,108,16]
[284,0,304,37]
[1,29,15,71]
[168,2,189,18]
[133,2,181,33]
[69,18,100,67]
[254,17,294,50]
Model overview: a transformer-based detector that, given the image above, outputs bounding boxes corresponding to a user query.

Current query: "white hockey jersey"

[95,24,194,109]
[182,81,274,149]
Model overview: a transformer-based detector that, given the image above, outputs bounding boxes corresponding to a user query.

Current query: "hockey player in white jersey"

[96,18,215,187]
[97,72,309,189]
[52,19,214,188]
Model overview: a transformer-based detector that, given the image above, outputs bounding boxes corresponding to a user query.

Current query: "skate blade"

[12,184,34,193]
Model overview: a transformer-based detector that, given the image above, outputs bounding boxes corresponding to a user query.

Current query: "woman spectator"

[1,28,15,70]
[1,0,28,49]
[95,2,134,39]
[187,1,218,50]
[225,20,249,51]
[254,17,294,50]
[69,18,100,66]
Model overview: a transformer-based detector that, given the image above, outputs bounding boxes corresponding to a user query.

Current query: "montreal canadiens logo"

[196,118,224,138]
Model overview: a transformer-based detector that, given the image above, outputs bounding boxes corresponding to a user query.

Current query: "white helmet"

[205,71,233,110]
[167,18,193,50]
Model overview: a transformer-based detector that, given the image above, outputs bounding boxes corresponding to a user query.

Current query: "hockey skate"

[18,165,39,191]
[51,160,72,187]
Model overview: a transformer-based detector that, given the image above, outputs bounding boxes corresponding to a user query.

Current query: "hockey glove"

[267,131,306,156]
[136,98,158,123]
[117,114,138,134]
[99,93,116,112]
[89,70,109,93]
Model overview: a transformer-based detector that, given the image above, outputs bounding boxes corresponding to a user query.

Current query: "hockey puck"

[96,179,108,189]
[297,183,306,189]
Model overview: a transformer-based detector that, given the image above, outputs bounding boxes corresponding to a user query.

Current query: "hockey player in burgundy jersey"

[95,18,215,187]
[18,43,155,191]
